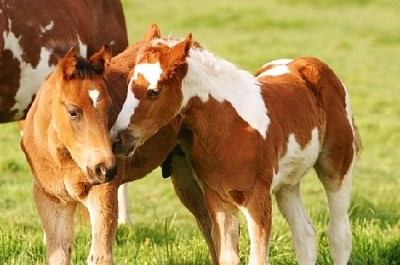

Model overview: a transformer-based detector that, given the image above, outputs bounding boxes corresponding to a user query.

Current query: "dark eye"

[147,88,160,99]
[66,106,81,120]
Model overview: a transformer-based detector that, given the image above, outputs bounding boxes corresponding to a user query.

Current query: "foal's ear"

[60,47,77,80]
[169,33,192,64]
[89,44,112,75]
[144,23,161,42]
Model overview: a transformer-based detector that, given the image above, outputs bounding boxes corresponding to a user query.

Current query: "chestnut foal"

[112,28,361,265]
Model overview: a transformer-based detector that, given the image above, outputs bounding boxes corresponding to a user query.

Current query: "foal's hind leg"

[34,183,76,265]
[274,183,317,265]
[169,154,218,264]
[315,156,354,265]
[86,182,118,265]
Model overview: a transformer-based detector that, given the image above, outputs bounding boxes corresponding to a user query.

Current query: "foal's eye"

[66,107,81,120]
[147,88,160,99]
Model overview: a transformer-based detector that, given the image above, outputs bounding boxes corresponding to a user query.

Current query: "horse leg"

[33,183,76,265]
[86,182,118,265]
[239,183,272,265]
[315,156,354,265]
[169,154,218,264]
[204,188,240,265]
[274,183,317,265]
[117,183,131,224]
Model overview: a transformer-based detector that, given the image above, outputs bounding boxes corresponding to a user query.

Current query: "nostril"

[105,165,117,181]
[95,163,106,176]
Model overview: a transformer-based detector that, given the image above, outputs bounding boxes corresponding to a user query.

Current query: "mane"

[181,46,270,138]
[73,57,104,79]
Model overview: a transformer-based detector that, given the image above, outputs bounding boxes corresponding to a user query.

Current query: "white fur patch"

[3,19,55,119]
[181,48,269,138]
[88,89,100,108]
[258,59,293,77]
[133,62,163,90]
[110,78,139,138]
[40,21,54,33]
[271,128,320,192]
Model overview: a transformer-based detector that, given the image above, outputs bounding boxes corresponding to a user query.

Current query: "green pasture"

[1,0,399,264]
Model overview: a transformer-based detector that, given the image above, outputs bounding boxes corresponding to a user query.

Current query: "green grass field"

[1,0,399,264]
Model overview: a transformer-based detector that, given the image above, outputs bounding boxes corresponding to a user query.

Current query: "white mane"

[181,47,269,138]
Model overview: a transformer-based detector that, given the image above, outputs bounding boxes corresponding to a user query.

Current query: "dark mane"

[73,57,104,79]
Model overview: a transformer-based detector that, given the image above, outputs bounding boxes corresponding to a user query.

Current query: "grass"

[1,0,400,264]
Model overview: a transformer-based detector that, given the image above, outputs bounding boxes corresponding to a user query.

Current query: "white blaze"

[110,78,140,138]
[110,62,163,137]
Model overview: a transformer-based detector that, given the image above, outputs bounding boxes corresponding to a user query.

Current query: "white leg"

[117,183,131,224]
[240,206,270,265]
[325,172,352,265]
[215,211,240,265]
[205,189,240,265]
[275,184,317,265]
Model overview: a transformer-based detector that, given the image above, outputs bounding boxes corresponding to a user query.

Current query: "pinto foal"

[113,30,361,265]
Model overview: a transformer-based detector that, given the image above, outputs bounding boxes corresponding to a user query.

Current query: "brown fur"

[20,25,207,265]
[115,26,361,265]
[0,0,128,123]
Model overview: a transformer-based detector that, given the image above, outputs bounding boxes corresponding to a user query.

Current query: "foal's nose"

[94,162,117,182]
[88,156,117,184]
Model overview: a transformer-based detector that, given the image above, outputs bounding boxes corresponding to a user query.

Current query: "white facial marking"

[40,21,54,33]
[258,59,293,77]
[133,62,163,90]
[89,89,100,108]
[271,128,320,192]
[77,35,88,57]
[181,48,269,138]
[110,78,140,138]
[3,19,55,119]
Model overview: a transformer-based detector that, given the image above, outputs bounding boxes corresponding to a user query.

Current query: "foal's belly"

[271,128,320,193]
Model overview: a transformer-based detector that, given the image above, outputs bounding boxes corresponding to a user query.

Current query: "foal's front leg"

[169,154,218,264]
[85,182,118,265]
[34,183,76,265]
[204,188,240,265]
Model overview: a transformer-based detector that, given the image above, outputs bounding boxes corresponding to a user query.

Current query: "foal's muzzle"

[87,159,117,185]
[112,130,138,157]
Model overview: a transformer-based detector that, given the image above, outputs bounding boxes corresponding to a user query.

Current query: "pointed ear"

[144,23,161,42]
[169,33,192,64]
[89,44,112,75]
[60,47,77,80]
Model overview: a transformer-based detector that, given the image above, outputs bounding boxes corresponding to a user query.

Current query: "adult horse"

[0,0,128,122]
[21,25,215,265]
[1,0,132,223]
[112,30,362,265]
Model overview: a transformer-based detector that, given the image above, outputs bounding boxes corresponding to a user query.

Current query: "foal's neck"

[180,48,269,139]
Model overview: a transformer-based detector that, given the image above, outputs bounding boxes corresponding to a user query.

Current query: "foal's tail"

[294,57,362,157]
[352,121,363,158]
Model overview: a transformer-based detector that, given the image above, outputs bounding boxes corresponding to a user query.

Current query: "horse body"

[21,46,119,264]
[0,0,128,123]
[21,25,196,265]
[113,30,361,265]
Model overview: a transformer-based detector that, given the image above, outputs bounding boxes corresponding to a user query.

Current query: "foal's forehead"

[133,62,163,90]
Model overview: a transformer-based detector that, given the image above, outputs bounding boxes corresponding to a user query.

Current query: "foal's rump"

[256,57,361,189]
